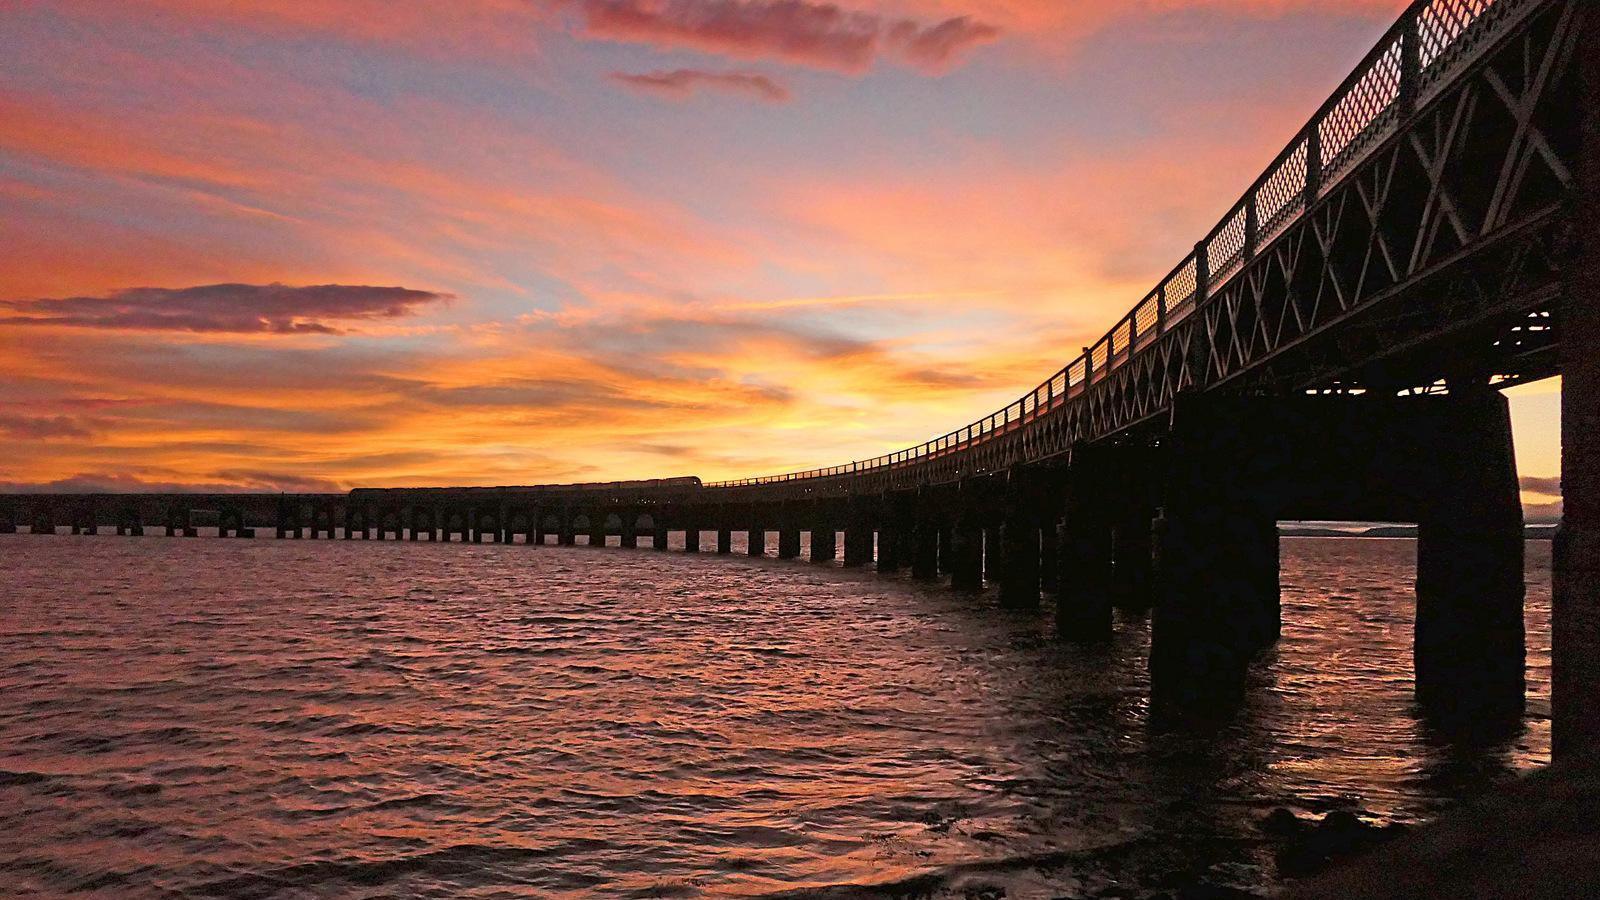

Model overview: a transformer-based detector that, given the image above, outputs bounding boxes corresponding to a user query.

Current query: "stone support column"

[1058,510,1114,642]
[811,526,837,564]
[949,524,984,591]
[911,522,939,580]
[1554,0,1600,759]
[778,528,801,560]
[997,515,1040,610]
[1415,389,1525,721]
[843,525,874,567]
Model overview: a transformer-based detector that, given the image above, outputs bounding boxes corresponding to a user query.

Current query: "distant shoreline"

[1280,525,1558,539]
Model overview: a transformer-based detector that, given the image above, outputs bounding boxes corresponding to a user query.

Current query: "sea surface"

[0,534,1552,898]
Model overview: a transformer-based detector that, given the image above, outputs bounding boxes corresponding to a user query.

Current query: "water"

[0,535,1551,898]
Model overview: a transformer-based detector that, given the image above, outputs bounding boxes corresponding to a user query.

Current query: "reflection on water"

[0,536,1550,897]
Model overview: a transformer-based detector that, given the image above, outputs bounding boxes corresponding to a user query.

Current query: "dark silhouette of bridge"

[5,0,1596,755]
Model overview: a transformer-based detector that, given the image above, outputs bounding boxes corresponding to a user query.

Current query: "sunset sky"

[0,0,1562,516]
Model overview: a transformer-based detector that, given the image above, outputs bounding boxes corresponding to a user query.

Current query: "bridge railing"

[706,0,1525,491]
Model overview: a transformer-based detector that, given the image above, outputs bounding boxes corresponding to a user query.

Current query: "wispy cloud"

[611,68,791,102]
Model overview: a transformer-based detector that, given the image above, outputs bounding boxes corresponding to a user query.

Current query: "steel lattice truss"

[708,0,1579,502]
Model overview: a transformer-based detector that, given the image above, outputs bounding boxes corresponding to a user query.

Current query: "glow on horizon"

[0,0,1560,512]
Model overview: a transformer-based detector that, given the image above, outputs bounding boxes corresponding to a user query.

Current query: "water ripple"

[0,536,1551,897]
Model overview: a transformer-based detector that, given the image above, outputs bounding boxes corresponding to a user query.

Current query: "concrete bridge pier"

[1,504,17,534]
[948,523,984,591]
[1150,397,1298,709]
[31,508,53,535]
[1151,498,1276,708]
[1414,388,1525,721]
[876,500,911,572]
[747,528,766,557]
[1554,6,1599,760]
[811,526,837,564]
[1057,509,1114,643]
[778,527,801,560]
[343,506,367,539]
[1038,525,1059,593]
[910,521,939,580]
[220,508,254,539]
[276,504,303,539]
[1247,516,1281,646]
[310,504,336,539]
[843,523,873,567]
[165,506,197,537]
[1152,392,1526,716]
[621,519,638,549]
[875,525,900,571]
[589,518,607,548]
[407,508,434,541]
[1112,511,1156,612]
[997,514,1040,610]
[717,528,732,555]
[116,508,144,536]
[684,527,701,553]
[652,524,670,550]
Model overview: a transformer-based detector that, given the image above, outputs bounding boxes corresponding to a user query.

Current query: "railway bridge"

[5,0,1597,755]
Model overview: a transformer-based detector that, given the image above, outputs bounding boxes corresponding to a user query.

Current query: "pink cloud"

[610,68,792,101]
[1,283,452,335]
[565,0,1000,73]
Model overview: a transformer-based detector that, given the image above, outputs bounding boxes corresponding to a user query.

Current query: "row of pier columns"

[788,389,1528,728]
[0,387,1553,742]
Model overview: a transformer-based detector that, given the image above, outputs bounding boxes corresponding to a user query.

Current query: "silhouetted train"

[348,476,702,502]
